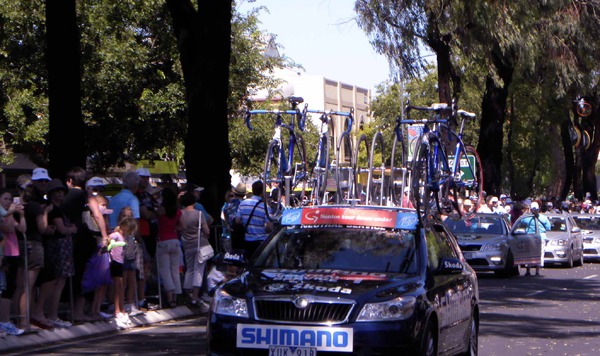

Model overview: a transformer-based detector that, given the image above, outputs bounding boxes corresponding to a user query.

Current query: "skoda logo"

[293,296,309,309]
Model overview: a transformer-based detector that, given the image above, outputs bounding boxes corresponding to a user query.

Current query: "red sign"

[300,207,397,228]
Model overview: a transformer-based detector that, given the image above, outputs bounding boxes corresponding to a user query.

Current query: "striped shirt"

[235,196,268,242]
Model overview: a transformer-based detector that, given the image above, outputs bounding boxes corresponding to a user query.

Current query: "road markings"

[525,290,545,297]
[583,274,598,279]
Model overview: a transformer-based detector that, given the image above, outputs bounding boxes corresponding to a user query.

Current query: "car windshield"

[445,215,504,235]
[573,216,600,230]
[547,216,566,232]
[253,228,419,274]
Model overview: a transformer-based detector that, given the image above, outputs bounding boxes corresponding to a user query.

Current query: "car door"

[507,214,543,266]
[568,216,584,258]
[426,223,474,354]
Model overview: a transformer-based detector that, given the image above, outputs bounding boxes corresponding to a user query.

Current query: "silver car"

[543,213,584,267]
[445,213,517,277]
[571,213,600,262]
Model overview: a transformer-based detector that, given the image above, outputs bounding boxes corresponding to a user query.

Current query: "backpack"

[230,200,261,248]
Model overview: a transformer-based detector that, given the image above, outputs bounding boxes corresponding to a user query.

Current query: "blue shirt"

[108,189,140,229]
[235,196,268,242]
[522,214,552,238]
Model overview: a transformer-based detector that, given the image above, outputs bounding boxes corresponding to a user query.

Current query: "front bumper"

[207,314,420,356]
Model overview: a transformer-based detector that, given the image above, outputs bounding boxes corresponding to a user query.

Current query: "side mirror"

[512,228,526,235]
[571,227,581,233]
[434,257,464,275]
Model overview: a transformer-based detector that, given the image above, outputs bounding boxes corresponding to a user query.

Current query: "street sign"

[448,155,475,180]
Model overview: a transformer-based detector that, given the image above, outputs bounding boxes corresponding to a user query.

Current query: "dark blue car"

[207,205,479,355]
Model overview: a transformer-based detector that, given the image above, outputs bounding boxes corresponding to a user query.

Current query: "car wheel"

[495,250,516,278]
[460,312,479,356]
[564,248,574,268]
[418,319,437,356]
[574,250,584,267]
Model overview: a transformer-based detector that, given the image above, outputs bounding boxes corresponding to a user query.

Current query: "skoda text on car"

[207,205,479,355]
[445,213,517,277]
[571,213,600,262]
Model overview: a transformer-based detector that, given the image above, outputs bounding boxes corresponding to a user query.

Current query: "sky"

[237,0,392,93]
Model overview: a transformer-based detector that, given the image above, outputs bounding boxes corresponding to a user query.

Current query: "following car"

[444,213,517,277]
[544,213,584,267]
[207,205,479,355]
[571,213,600,262]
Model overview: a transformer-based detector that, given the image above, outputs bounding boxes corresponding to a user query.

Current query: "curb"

[0,306,198,353]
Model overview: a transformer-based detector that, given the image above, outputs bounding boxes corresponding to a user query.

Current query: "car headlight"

[481,242,502,251]
[549,239,568,246]
[213,288,248,317]
[356,296,416,322]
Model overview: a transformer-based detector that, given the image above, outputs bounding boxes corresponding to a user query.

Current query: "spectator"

[179,192,210,309]
[156,188,182,308]
[0,188,26,335]
[235,180,273,258]
[221,183,247,251]
[61,167,97,323]
[33,178,76,329]
[107,171,142,316]
[134,168,159,311]
[522,201,551,277]
[108,214,138,329]
[18,168,55,331]
[182,183,214,227]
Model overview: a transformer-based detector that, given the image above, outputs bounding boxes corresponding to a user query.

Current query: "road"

[8,263,600,355]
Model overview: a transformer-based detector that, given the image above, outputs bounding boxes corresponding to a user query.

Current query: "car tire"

[460,311,479,356]
[495,250,516,278]
[574,250,584,267]
[418,319,437,356]
[564,248,574,268]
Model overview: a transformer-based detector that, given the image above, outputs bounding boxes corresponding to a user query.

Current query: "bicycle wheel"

[335,131,354,204]
[411,133,448,222]
[367,131,385,206]
[390,133,407,207]
[353,134,370,205]
[309,132,331,205]
[263,140,284,221]
[290,133,309,207]
[454,145,484,219]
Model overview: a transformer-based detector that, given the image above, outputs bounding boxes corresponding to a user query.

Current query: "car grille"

[584,249,598,255]
[467,258,489,266]
[254,296,355,325]
[583,237,594,243]
[459,244,482,252]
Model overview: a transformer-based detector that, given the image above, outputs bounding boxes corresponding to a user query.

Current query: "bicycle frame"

[245,97,309,220]
[401,103,482,222]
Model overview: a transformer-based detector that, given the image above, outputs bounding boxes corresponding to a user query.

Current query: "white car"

[571,213,600,262]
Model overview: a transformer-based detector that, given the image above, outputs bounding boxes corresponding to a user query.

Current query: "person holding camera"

[523,201,552,277]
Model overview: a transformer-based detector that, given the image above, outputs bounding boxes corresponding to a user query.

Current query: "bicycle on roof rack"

[305,107,354,206]
[400,101,484,224]
[244,96,309,221]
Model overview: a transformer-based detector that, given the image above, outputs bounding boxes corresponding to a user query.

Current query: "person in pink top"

[109,213,137,329]
[0,188,26,335]
[156,187,182,308]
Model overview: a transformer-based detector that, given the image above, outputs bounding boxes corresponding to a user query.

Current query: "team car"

[571,213,600,262]
[445,213,517,277]
[207,205,479,355]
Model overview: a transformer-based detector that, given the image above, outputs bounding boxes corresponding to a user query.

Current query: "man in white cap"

[523,201,551,276]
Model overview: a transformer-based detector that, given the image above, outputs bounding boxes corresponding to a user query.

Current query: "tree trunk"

[46,0,85,180]
[167,0,233,225]
[579,95,600,201]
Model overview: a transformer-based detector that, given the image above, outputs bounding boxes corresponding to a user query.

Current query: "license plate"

[463,252,474,259]
[269,346,317,356]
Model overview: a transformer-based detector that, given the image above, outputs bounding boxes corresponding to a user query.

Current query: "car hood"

[453,233,506,243]
[220,268,423,300]
[546,231,572,240]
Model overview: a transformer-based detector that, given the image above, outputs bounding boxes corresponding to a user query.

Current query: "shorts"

[110,260,124,278]
[123,258,136,271]
[18,240,44,270]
